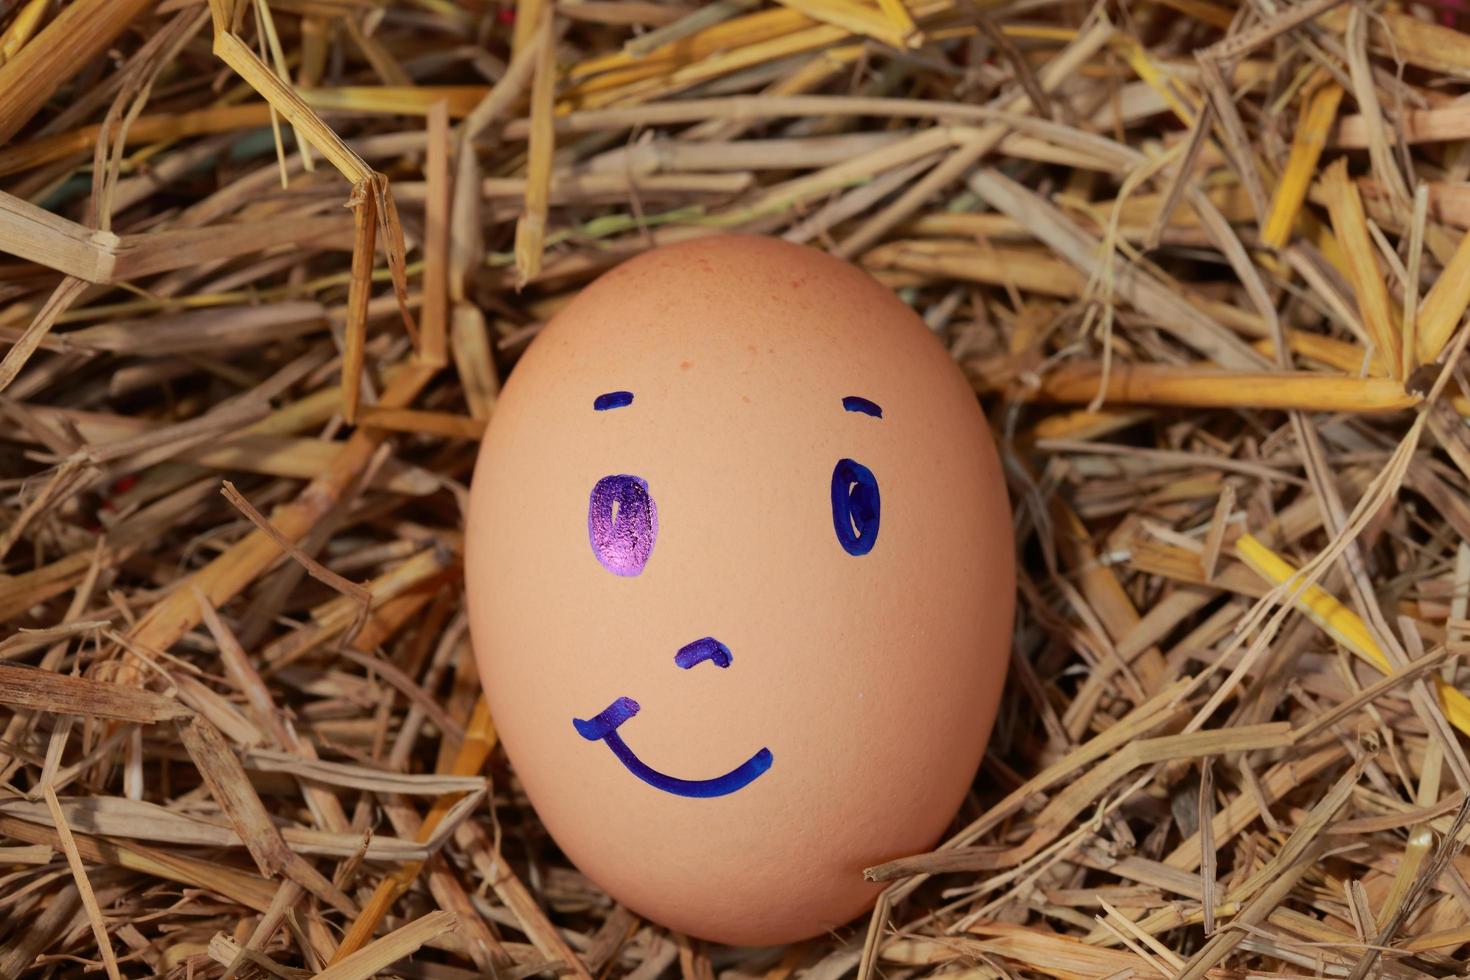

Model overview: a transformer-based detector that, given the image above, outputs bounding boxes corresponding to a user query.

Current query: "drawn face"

[465,235,1013,946]
[570,392,886,797]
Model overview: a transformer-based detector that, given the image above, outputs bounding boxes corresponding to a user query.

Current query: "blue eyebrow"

[842,395,882,418]
[594,391,634,411]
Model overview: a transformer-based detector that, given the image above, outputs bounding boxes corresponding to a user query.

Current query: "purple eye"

[589,475,658,576]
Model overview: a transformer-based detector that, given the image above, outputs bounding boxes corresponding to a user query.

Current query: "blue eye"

[589,475,658,575]
[831,458,879,556]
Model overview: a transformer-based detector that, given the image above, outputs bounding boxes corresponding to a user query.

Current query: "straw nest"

[2,0,1470,977]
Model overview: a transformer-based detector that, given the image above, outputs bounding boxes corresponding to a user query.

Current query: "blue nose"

[674,637,733,670]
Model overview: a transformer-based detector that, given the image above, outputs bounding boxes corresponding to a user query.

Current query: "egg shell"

[466,235,1013,946]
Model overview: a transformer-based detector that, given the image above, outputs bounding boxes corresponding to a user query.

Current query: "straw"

[4,1,1470,977]
[1236,534,1470,736]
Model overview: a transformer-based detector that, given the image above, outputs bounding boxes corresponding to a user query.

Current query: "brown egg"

[466,235,1013,946]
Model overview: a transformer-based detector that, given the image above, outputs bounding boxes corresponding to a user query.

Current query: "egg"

[466,235,1013,946]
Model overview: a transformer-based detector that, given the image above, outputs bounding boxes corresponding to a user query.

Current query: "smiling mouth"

[573,695,773,799]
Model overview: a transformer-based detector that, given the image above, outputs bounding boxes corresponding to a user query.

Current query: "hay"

[2,0,1470,977]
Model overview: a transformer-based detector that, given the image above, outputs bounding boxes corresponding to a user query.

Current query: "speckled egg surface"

[466,234,1013,946]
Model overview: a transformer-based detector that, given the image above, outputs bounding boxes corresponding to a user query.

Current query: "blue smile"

[571,638,773,798]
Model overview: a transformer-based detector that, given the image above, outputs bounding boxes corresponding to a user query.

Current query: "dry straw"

[3,0,1470,978]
